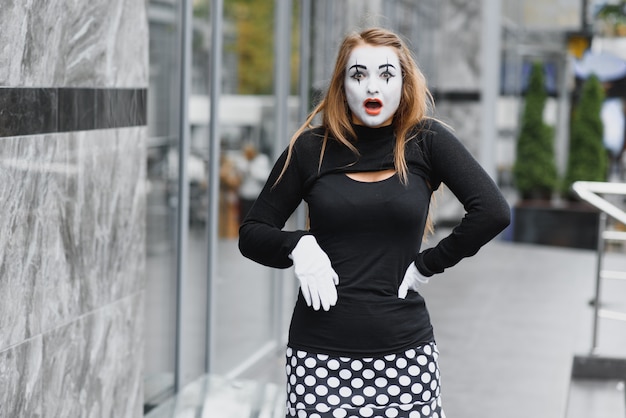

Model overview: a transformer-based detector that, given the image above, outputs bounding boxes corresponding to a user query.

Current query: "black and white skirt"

[285,342,446,418]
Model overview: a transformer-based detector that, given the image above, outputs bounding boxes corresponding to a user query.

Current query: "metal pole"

[296,0,311,233]
[479,0,501,180]
[323,0,333,86]
[206,0,224,374]
[291,0,312,324]
[591,212,607,354]
[175,0,193,392]
[272,0,292,347]
[298,0,311,123]
[273,0,292,160]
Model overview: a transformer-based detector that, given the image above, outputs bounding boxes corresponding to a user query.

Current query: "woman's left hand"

[398,262,430,298]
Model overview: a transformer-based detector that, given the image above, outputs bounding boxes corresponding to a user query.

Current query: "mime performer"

[239,27,510,418]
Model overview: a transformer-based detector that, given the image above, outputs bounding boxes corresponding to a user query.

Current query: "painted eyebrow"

[348,64,367,71]
[379,63,396,70]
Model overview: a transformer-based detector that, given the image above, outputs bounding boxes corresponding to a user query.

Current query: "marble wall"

[0,0,148,417]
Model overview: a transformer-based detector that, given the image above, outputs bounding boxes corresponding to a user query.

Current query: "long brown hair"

[278,27,437,235]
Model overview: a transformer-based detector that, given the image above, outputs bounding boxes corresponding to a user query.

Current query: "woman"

[239,27,510,418]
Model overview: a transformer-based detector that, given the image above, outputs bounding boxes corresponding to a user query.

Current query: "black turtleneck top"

[239,119,510,357]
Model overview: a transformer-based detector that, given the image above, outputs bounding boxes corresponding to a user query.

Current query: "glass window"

[144,0,181,411]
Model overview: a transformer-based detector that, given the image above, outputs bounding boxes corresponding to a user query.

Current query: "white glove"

[290,235,339,311]
[398,262,430,299]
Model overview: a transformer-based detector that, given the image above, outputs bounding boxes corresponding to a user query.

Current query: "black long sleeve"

[238,146,311,268]
[413,124,511,276]
[238,120,511,356]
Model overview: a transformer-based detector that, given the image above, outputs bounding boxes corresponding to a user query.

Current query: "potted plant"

[563,74,608,196]
[513,61,558,201]
[511,65,604,249]
[549,74,607,249]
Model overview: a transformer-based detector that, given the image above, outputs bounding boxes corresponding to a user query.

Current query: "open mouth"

[363,99,383,116]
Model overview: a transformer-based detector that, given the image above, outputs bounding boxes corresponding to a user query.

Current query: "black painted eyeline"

[0,87,147,138]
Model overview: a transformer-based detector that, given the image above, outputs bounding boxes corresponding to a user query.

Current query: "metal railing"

[572,181,626,354]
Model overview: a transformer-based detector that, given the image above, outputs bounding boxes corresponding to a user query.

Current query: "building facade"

[0,0,148,416]
[0,0,596,416]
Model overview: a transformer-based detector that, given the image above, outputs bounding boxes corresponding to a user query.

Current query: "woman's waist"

[288,294,433,355]
[296,290,428,318]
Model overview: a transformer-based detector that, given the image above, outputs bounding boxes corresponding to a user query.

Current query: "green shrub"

[513,62,558,200]
[563,74,607,197]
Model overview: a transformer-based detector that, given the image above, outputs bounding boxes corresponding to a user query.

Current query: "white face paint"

[344,45,402,128]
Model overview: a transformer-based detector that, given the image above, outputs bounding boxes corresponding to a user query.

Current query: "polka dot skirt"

[285,342,446,418]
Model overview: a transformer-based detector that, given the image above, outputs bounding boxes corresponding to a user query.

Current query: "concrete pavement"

[146,235,626,418]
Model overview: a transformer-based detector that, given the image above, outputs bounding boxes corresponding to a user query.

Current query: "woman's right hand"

[290,235,339,311]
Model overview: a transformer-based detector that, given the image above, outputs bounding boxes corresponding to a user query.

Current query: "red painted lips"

[363,98,383,116]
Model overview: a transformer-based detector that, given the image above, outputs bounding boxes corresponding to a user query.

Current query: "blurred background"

[5,0,626,416]
[141,0,626,416]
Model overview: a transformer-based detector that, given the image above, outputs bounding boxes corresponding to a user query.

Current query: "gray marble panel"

[42,127,146,332]
[0,336,43,418]
[0,88,58,137]
[437,0,482,91]
[0,1,30,85]
[0,0,148,87]
[0,127,145,342]
[42,292,144,418]
[0,135,49,351]
[37,133,92,330]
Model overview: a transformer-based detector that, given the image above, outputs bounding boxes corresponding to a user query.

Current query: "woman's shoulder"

[407,119,459,156]
[295,126,327,139]
[292,126,327,153]
[284,127,328,176]
[409,118,453,140]
[405,118,459,162]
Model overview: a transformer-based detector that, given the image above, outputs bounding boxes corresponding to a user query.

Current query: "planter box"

[512,203,600,250]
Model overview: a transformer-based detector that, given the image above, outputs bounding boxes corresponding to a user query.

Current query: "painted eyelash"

[382,58,395,84]
[351,60,364,85]
[381,71,395,84]
[351,71,364,84]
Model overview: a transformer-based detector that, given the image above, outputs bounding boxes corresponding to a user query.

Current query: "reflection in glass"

[144,0,180,411]
[145,0,306,408]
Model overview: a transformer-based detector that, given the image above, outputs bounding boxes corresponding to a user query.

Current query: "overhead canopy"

[574,51,626,81]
